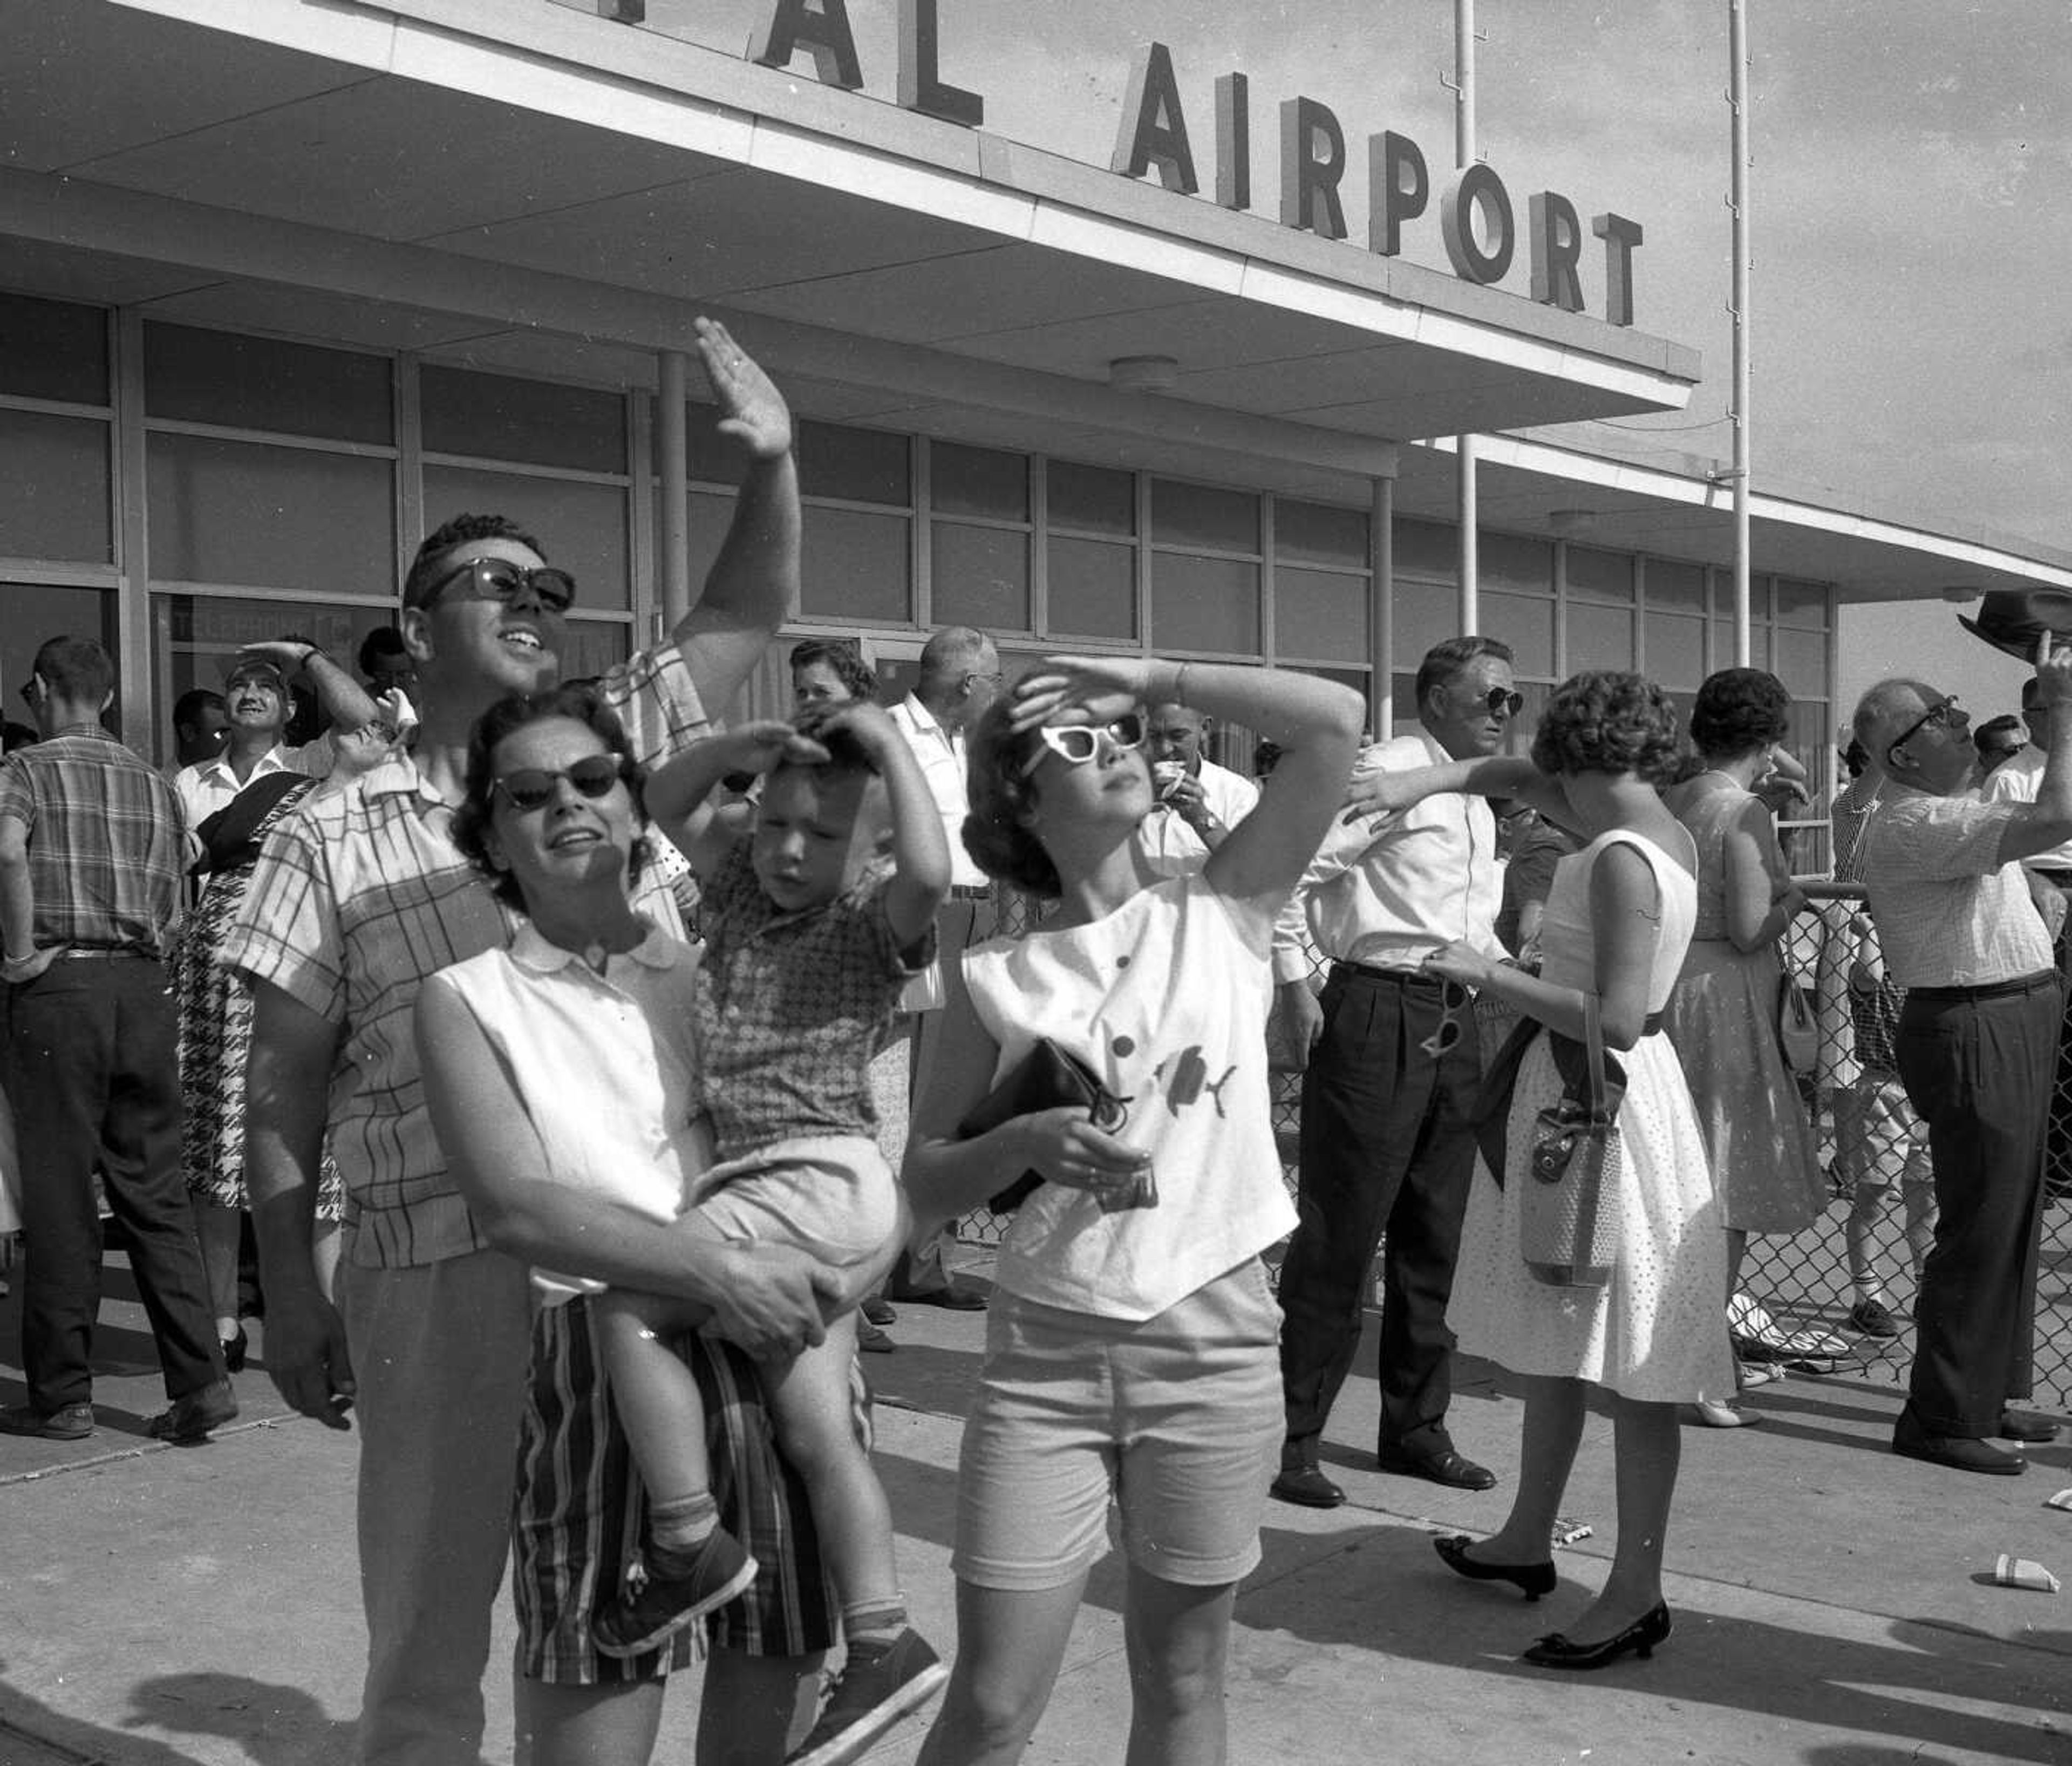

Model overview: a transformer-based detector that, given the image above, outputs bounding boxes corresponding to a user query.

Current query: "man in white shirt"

[1132,701,1259,875]
[171,643,374,837]
[883,625,1001,1309]
[1857,659,2072,1474]
[1271,636,1517,1507]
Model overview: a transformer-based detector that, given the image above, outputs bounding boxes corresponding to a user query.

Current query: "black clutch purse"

[957,1038,1126,1215]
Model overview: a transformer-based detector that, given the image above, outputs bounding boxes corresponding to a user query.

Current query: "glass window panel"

[563,620,632,682]
[1394,517,1457,579]
[933,522,1030,630]
[1151,553,1259,653]
[800,420,909,506]
[1776,577,1829,629]
[1644,558,1705,609]
[674,403,745,486]
[1710,618,1769,671]
[1391,671,1417,738]
[1510,680,1550,756]
[422,366,625,473]
[1480,532,1551,597]
[1775,624,1829,699]
[1391,577,1460,672]
[145,323,391,445]
[684,488,734,606]
[153,592,397,718]
[1046,535,1136,640]
[1565,600,1635,674]
[151,433,392,596]
[1276,499,1367,568]
[422,466,629,611]
[933,444,1027,522]
[0,410,111,562]
[1153,479,1257,555]
[1276,565,1367,658]
[1049,461,1134,536]
[805,507,911,623]
[1483,590,1553,678]
[1643,610,1706,688]
[0,293,108,406]
[0,581,117,713]
[1565,545,1633,603]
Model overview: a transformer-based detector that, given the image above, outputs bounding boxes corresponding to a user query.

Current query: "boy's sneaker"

[1848,1297,1901,1339]
[786,1627,949,1766]
[593,1528,759,1659]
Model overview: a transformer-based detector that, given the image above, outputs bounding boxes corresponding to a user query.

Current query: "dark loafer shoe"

[861,1297,898,1327]
[1996,1410,2060,1443]
[146,1379,238,1446]
[1378,1444,1498,1491]
[887,1284,986,1312]
[1270,1465,1346,1508]
[1893,1414,2025,1475]
[0,1402,94,1441]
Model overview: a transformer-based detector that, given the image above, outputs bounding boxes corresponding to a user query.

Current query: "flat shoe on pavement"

[146,1380,238,1445]
[1378,1445,1497,1491]
[885,1284,986,1311]
[1997,1410,2061,1444]
[861,1297,897,1327]
[1892,1417,2025,1476]
[857,1321,895,1354]
[1270,1465,1346,1508]
[0,1401,94,1441]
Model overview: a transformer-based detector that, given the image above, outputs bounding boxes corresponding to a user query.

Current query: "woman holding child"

[903,654,1364,1765]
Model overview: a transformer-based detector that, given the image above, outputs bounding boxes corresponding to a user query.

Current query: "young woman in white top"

[903,655,1362,1766]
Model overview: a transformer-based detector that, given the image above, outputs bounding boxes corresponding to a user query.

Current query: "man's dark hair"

[172,688,226,735]
[1974,713,2025,759]
[403,514,546,610]
[358,625,410,678]
[30,636,114,705]
[1414,636,1515,708]
[789,637,878,704]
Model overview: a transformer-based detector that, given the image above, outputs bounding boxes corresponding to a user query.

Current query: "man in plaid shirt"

[0,636,232,1446]
[224,323,855,1766]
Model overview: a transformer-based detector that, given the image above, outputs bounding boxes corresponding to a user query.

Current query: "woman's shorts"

[952,1258,1282,1592]
[512,1293,866,1683]
[690,1133,898,1267]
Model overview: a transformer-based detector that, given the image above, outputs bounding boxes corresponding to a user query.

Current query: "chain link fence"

[950,876,2072,1416]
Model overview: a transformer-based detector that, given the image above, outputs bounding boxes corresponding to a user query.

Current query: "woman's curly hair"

[1531,671,1681,783]
[1688,666,1791,759]
[452,683,648,910]
[961,694,1065,898]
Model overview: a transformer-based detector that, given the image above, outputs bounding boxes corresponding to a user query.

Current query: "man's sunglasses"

[491,754,626,813]
[426,558,577,616]
[1470,686,1525,718]
[1020,712,1147,778]
[1886,694,1961,768]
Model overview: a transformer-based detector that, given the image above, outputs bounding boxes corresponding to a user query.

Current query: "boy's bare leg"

[594,1288,718,1505]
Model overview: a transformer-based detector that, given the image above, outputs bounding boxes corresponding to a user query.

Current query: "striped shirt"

[0,725,186,956]
[219,644,709,1269]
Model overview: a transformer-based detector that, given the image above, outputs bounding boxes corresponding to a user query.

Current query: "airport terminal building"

[5,0,2069,794]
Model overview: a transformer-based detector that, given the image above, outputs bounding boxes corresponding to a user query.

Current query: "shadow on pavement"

[125,1673,354,1766]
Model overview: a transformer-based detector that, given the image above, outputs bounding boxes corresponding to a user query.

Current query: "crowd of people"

[0,326,2066,1766]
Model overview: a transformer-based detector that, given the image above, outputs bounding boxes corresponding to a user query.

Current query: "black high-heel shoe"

[220,1326,248,1375]
[1433,1533,1558,1601]
[1523,1602,1672,1670]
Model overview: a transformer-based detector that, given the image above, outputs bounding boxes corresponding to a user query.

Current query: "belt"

[55,946,157,961]
[1332,960,1454,992]
[947,884,993,902]
[1907,970,2059,1003]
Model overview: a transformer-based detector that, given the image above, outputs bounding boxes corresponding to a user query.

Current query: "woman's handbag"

[957,1038,1130,1215]
[1776,973,1817,1075]
[1519,994,1623,1288]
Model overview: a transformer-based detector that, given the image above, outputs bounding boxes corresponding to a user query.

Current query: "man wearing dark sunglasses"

[221,322,849,1763]
[1851,647,2072,1477]
[1272,636,1519,1507]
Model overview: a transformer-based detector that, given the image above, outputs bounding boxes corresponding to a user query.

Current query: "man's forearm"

[0,849,34,959]
[302,650,379,733]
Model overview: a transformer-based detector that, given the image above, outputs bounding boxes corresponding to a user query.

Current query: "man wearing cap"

[221,323,854,1765]
[0,636,233,1447]
[1852,642,2072,1475]
[171,643,376,840]
[1271,635,1517,1506]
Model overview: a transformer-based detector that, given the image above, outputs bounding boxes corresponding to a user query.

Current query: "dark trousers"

[1277,966,1482,1467]
[1894,973,2058,1438]
[5,956,221,1413]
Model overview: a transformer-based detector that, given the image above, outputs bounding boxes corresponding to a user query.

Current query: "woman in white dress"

[904,653,1362,1766]
[1347,671,1730,1671]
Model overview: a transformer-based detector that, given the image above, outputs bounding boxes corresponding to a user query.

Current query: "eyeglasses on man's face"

[1886,694,1965,768]
[1020,711,1147,778]
[427,557,577,616]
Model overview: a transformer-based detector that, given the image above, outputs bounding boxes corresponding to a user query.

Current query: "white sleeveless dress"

[1447,830,1734,1403]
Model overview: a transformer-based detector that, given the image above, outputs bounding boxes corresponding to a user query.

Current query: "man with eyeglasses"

[880,625,1003,1312]
[219,323,845,1765]
[1271,635,1519,1508]
[1852,647,2072,1476]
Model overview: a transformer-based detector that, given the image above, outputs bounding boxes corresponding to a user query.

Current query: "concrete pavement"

[4,1249,2070,1765]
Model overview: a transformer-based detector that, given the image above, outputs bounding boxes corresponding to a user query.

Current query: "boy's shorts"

[691,1132,899,1267]
[512,1293,866,1683]
[952,1258,1282,1592]
[1832,1072,1934,1191]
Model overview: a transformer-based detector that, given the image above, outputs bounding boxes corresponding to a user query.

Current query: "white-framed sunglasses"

[1019,711,1147,778]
